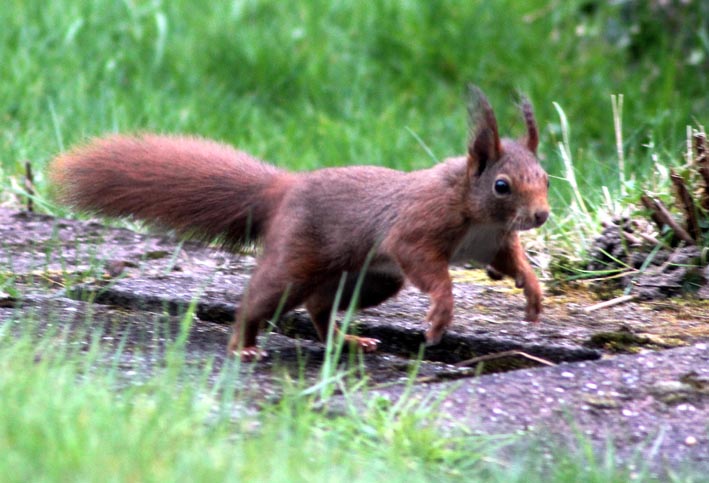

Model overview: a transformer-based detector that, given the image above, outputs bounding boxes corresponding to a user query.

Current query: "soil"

[1,207,708,476]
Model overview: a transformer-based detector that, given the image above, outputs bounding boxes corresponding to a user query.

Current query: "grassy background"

[2,0,707,219]
[1,1,707,480]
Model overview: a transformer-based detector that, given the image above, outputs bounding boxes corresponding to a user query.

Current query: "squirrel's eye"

[494,178,511,196]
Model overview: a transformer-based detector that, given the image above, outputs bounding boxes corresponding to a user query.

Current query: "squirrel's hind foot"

[229,346,268,362]
[343,335,380,353]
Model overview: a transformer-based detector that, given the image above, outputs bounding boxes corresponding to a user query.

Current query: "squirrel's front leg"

[487,232,542,322]
[397,254,454,345]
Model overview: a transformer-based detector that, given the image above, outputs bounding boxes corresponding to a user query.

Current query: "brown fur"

[49,88,550,361]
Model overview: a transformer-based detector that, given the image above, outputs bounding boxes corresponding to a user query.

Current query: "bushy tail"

[50,134,290,247]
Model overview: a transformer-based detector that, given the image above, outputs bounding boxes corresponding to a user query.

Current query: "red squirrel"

[50,87,549,361]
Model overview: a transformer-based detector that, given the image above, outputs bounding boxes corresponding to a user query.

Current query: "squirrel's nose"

[534,210,549,227]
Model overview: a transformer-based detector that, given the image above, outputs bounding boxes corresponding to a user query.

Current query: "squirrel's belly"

[450,225,504,265]
[367,257,404,279]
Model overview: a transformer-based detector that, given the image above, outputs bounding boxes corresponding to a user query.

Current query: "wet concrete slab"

[3,207,706,367]
[0,294,471,400]
[353,344,709,474]
[65,276,603,367]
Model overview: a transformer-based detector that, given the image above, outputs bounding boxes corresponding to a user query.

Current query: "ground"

[1,207,707,475]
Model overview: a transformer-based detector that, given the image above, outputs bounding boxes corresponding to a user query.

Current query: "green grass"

[0,316,693,483]
[1,0,708,480]
[2,0,707,219]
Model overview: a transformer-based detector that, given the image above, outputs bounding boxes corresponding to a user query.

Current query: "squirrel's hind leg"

[228,266,307,361]
[304,271,404,353]
[305,295,380,353]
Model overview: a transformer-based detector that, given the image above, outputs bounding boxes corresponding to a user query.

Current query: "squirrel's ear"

[467,85,501,176]
[520,97,538,154]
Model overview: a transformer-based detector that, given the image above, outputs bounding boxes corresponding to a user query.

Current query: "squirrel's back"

[50,134,292,247]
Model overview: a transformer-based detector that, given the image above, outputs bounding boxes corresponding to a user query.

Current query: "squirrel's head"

[465,86,550,231]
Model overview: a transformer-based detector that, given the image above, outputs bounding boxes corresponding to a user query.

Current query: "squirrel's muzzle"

[515,207,550,231]
[533,210,549,227]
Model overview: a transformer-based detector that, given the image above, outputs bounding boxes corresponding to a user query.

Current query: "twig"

[408,351,557,385]
[637,232,662,247]
[640,194,695,245]
[611,94,626,195]
[669,169,700,242]
[414,373,472,384]
[640,194,666,235]
[454,350,555,368]
[620,231,643,247]
[583,294,638,313]
[24,160,34,213]
[694,129,709,210]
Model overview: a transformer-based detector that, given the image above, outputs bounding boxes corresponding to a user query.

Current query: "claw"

[524,305,541,323]
[343,335,381,353]
[230,346,268,362]
[425,326,444,346]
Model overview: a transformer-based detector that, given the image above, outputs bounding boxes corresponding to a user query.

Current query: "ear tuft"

[520,97,538,154]
[466,85,501,176]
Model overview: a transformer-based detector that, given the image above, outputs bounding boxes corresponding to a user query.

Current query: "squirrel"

[50,87,550,361]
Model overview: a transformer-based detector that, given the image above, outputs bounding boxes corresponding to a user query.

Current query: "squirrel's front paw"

[425,325,446,346]
[523,286,542,322]
[524,303,541,322]
[521,272,542,322]
[424,309,451,346]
